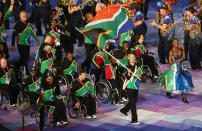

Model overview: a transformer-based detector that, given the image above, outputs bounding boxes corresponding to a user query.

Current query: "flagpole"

[102,49,129,70]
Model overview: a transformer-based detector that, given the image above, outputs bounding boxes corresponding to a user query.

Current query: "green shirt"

[126,67,143,90]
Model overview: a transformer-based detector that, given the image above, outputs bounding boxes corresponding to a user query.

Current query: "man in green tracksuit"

[11,11,40,74]
[120,53,142,125]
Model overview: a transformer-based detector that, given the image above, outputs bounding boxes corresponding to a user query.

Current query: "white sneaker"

[56,122,62,126]
[121,97,127,102]
[61,121,68,125]
[10,104,16,107]
[91,115,97,119]
[85,115,92,119]
[132,121,140,125]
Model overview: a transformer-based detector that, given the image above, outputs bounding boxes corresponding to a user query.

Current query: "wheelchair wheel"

[58,74,69,96]
[67,97,81,119]
[110,88,120,105]
[141,65,152,83]
[34,103,48,125]
[0,90,10,110]
[89,69,96,83]
[95,80,111,103]
[17,92,30,112]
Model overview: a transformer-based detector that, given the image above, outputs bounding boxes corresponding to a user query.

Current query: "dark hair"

[79,69,86,75]
[66,51,73,55]
[189,0,197,5]
[134,33,144,42]
[123,41,129,45]
[187,7,196,14]
[173,38,179,42]
[160,4,169,10]
[100,0,109,5]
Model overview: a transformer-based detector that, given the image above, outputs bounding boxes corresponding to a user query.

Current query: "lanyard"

[3,67,9,74]
[46,53,53,66]
[31,77,37,83]
[21,20,27,25]
[51,26,58,33]
[77,79,85,86]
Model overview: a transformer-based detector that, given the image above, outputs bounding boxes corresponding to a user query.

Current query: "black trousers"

[68,14,84,43]
[34,6,50,34]
[158,32,172,63]
[60,34,74,53]
[16,45,30,74]
[184,30,190,60]
[27,92,40,105]
[78,95,96,116]
[108,79,125,103]
[189,36,201,70]
[44,100,67,122]
[0,84,20,105]
[120,89,138,122]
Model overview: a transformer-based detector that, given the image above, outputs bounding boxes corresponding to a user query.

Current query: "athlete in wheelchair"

[36,66,68,127]
[132,34,162,82]
[18,67,42,109]
[70,70,97,119]
[89,42,116,83]
[60,51,78,84]
[94,48,128,104]
[0,58,20,109]
[36,40,69,96]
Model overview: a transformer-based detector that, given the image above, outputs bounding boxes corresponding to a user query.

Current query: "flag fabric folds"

[80,5,135,49]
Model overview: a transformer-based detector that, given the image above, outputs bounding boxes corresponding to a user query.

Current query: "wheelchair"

[67,96,87,119]
[34,101,55,128]
[57,74,70,96]
[0,89,10,110]
[95,80,120,104]
[136,53,163,83]
[17,83,40,114]
[0,83,22,110]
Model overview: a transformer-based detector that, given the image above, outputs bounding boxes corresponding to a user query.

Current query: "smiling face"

[129,53,136,63]
[46,75,54,85]
[20,11,28,21]
[66,53,73,62]
[51,20,57,28]
[138,35,144,44]
[0,58,7,69]
[172,40,179,48]
[123,42,129,52]
[79,72,86,81]
[85,13,94,22]
[160,8,167,16]
[44,35,52,43]
[44,45,52,54]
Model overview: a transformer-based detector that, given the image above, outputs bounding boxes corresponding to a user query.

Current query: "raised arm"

[3,0,14,23]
